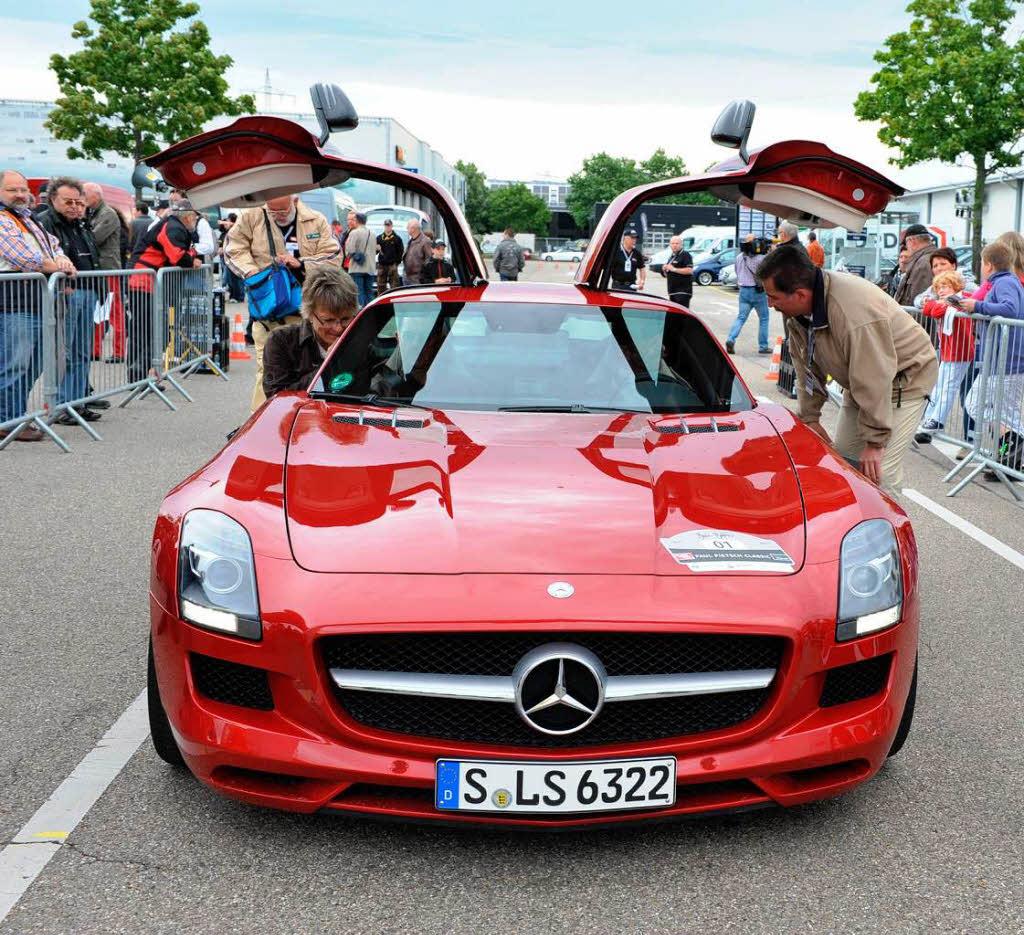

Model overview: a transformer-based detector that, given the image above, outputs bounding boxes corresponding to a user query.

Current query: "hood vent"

[653,417,743,435]
[333,410,428,429]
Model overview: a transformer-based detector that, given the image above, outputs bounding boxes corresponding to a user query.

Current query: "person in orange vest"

[806,231,825,268]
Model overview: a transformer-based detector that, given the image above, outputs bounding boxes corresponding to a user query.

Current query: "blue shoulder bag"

[243,210,302,321]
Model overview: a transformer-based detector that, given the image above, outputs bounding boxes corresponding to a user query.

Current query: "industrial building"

[0,99,465,222]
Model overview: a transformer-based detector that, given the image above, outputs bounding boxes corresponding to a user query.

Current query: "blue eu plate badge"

[436,760,460,809]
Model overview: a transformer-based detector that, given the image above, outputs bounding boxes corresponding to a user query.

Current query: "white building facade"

[891,169,1024,245]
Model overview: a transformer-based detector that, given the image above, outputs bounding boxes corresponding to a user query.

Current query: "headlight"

[177,509,261,640]
[836,519,902,642]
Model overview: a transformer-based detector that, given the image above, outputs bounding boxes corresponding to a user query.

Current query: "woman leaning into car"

[261,264,360,403]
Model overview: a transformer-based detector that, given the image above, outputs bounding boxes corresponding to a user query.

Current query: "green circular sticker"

[329,372,354,392]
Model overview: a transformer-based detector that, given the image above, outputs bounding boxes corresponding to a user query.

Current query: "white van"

[680,226,736,257]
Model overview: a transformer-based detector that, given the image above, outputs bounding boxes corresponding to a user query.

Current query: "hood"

[283,403,806,576]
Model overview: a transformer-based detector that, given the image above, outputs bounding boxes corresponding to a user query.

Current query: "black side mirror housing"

[310,83,359,145]
[711,100,756,164]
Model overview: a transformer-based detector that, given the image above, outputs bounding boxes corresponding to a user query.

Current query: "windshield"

[310,301,752,414]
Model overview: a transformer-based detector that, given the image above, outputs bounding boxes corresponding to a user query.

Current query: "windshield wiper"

[498,404,647,413]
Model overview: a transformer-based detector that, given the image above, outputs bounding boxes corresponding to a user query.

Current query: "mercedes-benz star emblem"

[512,643,606,735]
[547,581,574,599]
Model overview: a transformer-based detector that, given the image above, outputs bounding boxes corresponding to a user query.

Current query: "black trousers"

[669,291,693,308]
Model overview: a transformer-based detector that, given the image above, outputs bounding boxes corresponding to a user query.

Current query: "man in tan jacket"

[224,194,340,410]
[758,245,937,490]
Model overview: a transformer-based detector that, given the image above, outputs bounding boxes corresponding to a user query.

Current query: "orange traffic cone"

[763,335,783,381]
[230,310,251,361]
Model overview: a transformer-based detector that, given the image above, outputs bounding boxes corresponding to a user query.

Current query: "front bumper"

[150,564,918,827]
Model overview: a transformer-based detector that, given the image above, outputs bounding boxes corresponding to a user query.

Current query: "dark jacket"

[419,257,456,285]
[376,230,404,266]
[130,216,152,256]
[36,208,100,274]
[893,245,936,306]
[129,215,196,293]
[403,234,433,279]
[262,318,331,399]
[87,200,123,270]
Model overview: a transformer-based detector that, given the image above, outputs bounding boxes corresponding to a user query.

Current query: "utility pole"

[242,69,296,112]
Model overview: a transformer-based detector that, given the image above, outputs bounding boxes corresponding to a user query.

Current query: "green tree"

[47,0,255,197]
[485,184,551,236]
[641,149,720,207]
[854,0,1024,274]
[454,160,491,233]
[566,149,719,228]
[565,153,644,230]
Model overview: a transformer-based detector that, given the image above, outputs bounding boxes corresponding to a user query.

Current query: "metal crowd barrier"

[0,264,228,453]
[900,304,1024,497]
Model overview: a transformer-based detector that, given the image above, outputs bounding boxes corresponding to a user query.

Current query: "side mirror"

[711,100,756,165]
[310,83,359,145]
[132,163,164,190]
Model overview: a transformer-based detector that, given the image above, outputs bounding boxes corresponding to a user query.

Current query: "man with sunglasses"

[37,177,103,424]
[262,264,359,401]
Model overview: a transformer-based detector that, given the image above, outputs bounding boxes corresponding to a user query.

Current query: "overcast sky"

[2,1,1020,191]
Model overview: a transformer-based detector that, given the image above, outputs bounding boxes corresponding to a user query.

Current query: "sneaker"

[725,341,735,354]
[85,399,111,410]
[758,347,772,355]
[913,431,933,445]
[920,420,943,432]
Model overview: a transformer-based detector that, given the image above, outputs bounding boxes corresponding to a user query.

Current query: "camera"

[740,236,772,256]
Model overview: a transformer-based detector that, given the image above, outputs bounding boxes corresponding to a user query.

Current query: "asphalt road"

[1,263,1022,934]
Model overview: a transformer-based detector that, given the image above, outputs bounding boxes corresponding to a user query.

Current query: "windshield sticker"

[660,529,794,573]
[329,372,354,392]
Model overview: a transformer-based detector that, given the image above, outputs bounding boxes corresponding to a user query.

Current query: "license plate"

[435,757,676,814]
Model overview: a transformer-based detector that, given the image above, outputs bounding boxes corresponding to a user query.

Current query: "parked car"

[145,100,917,828]
[541,247,584,262]
[693,247,738,285]
[647,246,673,274]
[718,263,737,287]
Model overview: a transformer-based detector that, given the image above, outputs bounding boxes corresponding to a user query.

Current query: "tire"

[148,637,186,767]
[697,271,714,286]
[544,256,553,262]
[887,656,917,758]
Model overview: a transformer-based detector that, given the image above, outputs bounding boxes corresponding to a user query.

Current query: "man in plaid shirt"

[0,169,76,441]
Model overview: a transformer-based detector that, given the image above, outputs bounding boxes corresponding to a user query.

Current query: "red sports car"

[146,91,918,827]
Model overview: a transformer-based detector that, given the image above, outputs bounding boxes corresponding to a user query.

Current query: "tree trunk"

[971,157,986,280]
[133,132,144,202]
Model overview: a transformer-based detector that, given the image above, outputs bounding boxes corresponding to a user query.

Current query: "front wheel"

[697,271,714,286]
[544,256,553,262]
[148,637,186,767]
[887,656,917,758]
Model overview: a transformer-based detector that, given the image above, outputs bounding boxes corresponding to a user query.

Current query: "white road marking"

[0,690,149,923]
[902,488,1024,571]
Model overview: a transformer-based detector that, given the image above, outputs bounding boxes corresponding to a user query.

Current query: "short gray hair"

[777,221,799,241]
[300,263,358,319]
[47,176,84,199]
